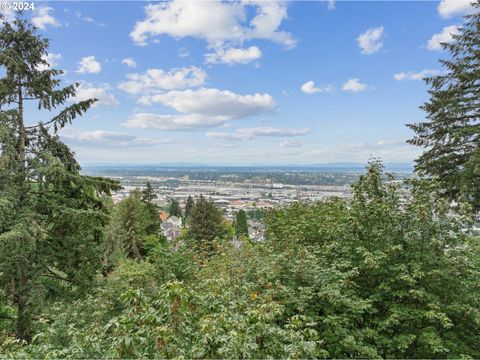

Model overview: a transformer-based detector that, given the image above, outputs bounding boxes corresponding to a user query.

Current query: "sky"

[5,0,477,165]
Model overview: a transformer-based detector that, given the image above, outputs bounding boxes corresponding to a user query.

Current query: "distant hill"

[82,162,414,173]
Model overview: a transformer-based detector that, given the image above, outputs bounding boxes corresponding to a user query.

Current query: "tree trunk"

[15,264,31,342]
[18,81,26,182]
[15,80,32,342]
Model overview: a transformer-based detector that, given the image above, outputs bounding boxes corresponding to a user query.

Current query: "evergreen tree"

[0,18,119,341]
[114,190,150,259]
[188,195,223,244]
[184,195,195,219]
[168,198,182,217]
[235,210,248,238]
[141,181,160,236]
[408,3,480,210]
[141,181,156,204]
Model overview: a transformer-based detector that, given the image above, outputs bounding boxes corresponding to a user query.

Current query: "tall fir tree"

[407,2,480,211]
[0,18,119,341]
[188,195,223,245]
[114,189,149,259]
[235,210,248,238]
[168,198,182,218]
[184,195,195,219]
[141,181,160,236]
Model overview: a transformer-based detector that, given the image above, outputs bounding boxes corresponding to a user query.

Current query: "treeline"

[1,4,480,358]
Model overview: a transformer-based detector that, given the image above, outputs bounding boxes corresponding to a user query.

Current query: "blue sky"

[11,0,476,165]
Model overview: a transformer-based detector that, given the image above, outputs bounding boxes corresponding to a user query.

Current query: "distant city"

[84,164,413,220]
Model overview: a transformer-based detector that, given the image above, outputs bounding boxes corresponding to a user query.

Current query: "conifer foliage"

[168,198,182,217]
[184,195,195,219]
[188,195,224,244]
[0,18,119,341]
[235,209,248,238]
[408,2,480,210]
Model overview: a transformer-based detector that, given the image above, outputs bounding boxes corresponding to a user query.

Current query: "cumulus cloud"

[393,69,440,81]
[137,88,276,117]
[205,46,262,65]
[32,7,60,30]
[427,25,461,51]
[118,67,206,95]
[206,127,311,140]
[438,0,475,18]
[130,0,295,61]
[72,82,119,107]
[121,57,137,68]
[301,81,334,95]
[36,53,62,71]
[342,78,368,92]
[123,88,276,131]
[61,129,173,148]
[76,56,102,74]
[357,26,384,55]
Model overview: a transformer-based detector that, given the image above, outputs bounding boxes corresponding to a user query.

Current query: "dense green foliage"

[107,189,161,261]
[184,195,195,219]
[141,181,160,236]
[168,198,182,218]
[235,209,248,238]
[187,195,225,245]
[2,163,479,358]
[0,19,119,342]
[408,2,480,211]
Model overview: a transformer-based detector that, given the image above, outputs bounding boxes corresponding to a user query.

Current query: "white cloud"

[31,7,60,30]
[138,88,276,118]
[342,78,368,92]
[123,88,276,131]
[281,139,307,148]
[206,127,311,140]
[205,46,261,64]
[76,56,102,74]
[130,0,295,50]
[73,10,106,27]
[72,82,119,107]
[325,0,335,11]
[61,129,173,148]
[204,131,245,141]
[427,25,461,51]
[301,80,334,95]
[74,10,93,23]
[357,26,384,55]
[305,139,419,163]
[438,0,475,18]
[240,127,310,138]
[118,66,206,94]
[36,53,62,71]
[393,69,440,81]
[178,48,190,58]
[123,113,229,131]
[121,57,137,68]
